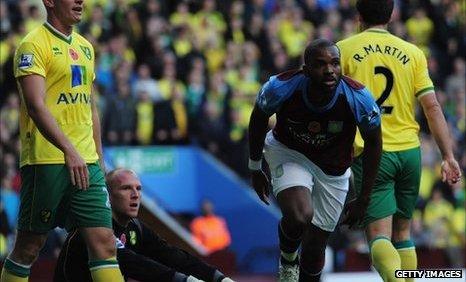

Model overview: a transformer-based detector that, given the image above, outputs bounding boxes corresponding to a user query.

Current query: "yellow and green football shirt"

[337,28,434,154]
[14,22,98,167]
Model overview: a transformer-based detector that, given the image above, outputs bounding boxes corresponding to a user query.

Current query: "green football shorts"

[18,162,112,233]
[351,147,421,226]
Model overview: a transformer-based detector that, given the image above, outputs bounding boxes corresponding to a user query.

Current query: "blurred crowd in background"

[0,0,464,270]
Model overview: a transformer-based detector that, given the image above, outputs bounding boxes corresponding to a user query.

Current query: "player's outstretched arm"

[342,126,382,228]
[419,92,462,185]
[248,104,272,205]
[19,75,89,189]
[137,221,233,282]
[117,247,187,282]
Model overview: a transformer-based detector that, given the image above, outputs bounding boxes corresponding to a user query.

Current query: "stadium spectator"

[424,188,454,248]
[197,100,228,157]
[405,7,433,56]
[54,168,234,282]
[248,39,382,281]
[337,1,462,281]
[105,80,137,145]
[132,63,163,102]
[191,199,232,255]
[135,90,155,146]
[448,199,465,268]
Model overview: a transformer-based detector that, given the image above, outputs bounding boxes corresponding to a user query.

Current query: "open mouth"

[72,7,83,13]
[323,79,336,87]
[129,203,138,208]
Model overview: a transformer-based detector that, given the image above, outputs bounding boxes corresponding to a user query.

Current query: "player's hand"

[64,147,89,190]
[441,158,462,186]
[251,169,270,205]
[341,197,369,229]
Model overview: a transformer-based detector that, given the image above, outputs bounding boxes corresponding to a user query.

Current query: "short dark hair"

[356,0,394,26]
[304,39,338,65]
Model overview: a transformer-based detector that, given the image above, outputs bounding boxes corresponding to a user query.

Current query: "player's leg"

[276,185,313,264]
[263,134,315,281]
[1,164,65,282]
[69,163,123,282]
[1,232,47,282]
[271,162,314,282]
[392,217,416,282]
[392,148,421,282]
[80,227,122,281]
[366,217,405,282]
[299,165,350,282]
[352,154,403,282]
[300,224,331,282]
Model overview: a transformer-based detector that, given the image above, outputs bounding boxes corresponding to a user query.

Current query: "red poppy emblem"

[120,233,127,245]
[308,121,321,133]
[69,48,79,60]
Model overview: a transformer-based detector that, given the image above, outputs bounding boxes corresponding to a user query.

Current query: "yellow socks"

[89,256,124,282]
[394,240,417,282]
[0,258,29,282]
[370,236,404,282]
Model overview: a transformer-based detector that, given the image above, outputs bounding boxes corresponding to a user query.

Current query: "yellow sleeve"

[336,41,349,75]
[414,51,434,98]
[14,40,47,78]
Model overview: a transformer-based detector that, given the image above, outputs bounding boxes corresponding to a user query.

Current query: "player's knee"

[86,229,116,259]
[288,209,314,230]
[392,219,411,242]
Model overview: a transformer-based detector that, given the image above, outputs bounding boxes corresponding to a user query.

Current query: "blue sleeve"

[347,88,381,132]
[256,75,300,115]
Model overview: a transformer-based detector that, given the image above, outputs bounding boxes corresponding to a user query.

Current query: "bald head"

[106,168,139,191]
[106,168,142,224]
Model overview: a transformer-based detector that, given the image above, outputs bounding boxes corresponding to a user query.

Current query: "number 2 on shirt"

[374,66,394,114]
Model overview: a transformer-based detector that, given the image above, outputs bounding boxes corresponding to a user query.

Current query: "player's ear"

[302,64,311,76]
[43,0,54,8]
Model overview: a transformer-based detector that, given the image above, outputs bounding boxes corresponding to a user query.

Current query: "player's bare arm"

[248,104,272,205]
[19,74,89,189]
[419,92,461,185]
[343,126,382,228]
[91,87,105,173]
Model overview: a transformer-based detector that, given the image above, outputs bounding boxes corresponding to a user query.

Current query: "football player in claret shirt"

[337,1,461,281]
[248,39,382,282]
[1,0,124,281]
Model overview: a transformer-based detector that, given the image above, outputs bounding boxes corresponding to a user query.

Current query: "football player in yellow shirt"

[0,1,124,282]
[337,1,461,281]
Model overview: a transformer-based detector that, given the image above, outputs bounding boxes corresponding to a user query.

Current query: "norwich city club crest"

[40,209,52,223]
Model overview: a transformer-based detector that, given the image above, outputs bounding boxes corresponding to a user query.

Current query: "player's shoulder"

[275,69,304,81]
[337,32,367,47]
[341,75,365,91]
[339,76,375,104]
[267,69,305,89]
[18,25,47,46]
[389,34,424,56]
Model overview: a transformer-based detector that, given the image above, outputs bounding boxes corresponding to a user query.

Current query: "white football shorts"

[263,131,350,232]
